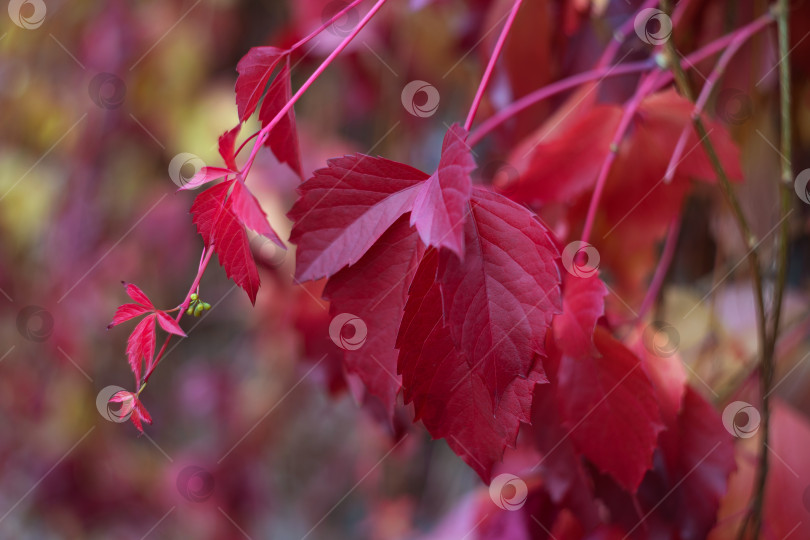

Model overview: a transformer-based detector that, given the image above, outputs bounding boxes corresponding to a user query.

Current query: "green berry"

[190,293,198,301]
[202,302,211,311]
[186,306,194,316]
[193,303,204,317]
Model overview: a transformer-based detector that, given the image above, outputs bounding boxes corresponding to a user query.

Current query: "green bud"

[202,302,211,311]
[193,303,204,317]
[190,293,198,301]
[186,306,194,316]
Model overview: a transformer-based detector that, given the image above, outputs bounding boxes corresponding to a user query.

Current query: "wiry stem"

[241,0,390,179]
[664,13,773,183]
[638,216,681,320]
[140,246,215,392]
[290,0,368,52]
[463,0,523,133]
[580,72,661,244]
[743,0,793,537]
[468,14,772,148]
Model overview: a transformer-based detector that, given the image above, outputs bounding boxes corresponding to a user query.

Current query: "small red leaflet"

[108,283,186,385]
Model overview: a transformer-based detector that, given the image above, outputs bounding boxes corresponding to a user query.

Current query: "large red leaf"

[258,60,303,179]
[288,154,427,282]
[397,247,546,481]
[435,188,561,405]
[322,216,423,418]
[235,46,287,122]
[410,124,474,257]
[556,326,664,492]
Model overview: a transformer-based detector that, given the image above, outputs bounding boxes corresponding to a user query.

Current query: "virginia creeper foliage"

[104,0,806,537]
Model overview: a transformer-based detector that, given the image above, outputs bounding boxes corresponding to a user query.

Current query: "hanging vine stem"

[464,0,523,132]
[655,0,787,538]
[741,0,793,537]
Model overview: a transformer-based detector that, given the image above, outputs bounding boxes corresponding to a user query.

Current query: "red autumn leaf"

[230,179,284,246]
[190,180,233,246]
[433,188,561,405]
[531,378,600,530]
[322,216,423,418]
[504,89,743,294]
[191,180,262,304]
[508,89,742,206]
[218,124,241,170]
[288,154,427,282]
[555,326,664,492]
[156,311,187,338]
[647,387,736,539]
[410,123,474,257]
[396,188,561,479]
[552,273,607,360]
[258,59,303,179]
[126,314,156,384]
[124,282,154,308]
[107,303,151,329]
[177,166,234,192]
[235,46,287,122]
[397,247,547,481]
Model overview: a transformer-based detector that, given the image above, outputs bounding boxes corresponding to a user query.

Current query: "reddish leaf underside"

[556,326,664,492]
[397,248,547,481]
[435,188,562,406]
[235,46,287,122]
[397,188,562,480]
[552,273,607,360]
[322,216,423,418]
[410,123,474,257]
[258,59,303,179]
[191,180,261,303]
